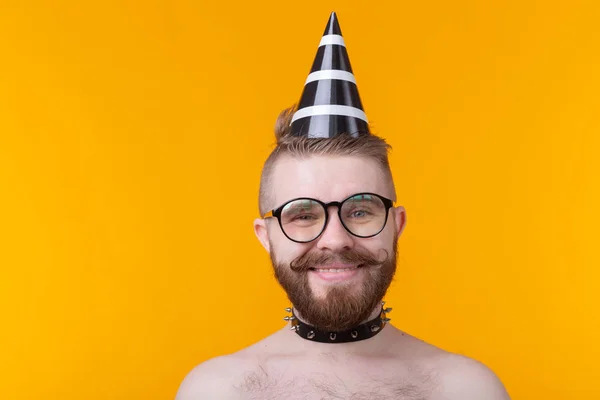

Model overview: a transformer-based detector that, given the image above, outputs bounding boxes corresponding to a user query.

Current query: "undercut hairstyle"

[258,106,396,215]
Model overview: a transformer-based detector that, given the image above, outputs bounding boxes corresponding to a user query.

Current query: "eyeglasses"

[262,192,394,243]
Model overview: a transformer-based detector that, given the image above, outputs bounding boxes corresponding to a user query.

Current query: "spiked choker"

[284,303,392,344]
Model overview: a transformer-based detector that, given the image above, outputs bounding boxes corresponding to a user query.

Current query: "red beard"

[271,241,397,332]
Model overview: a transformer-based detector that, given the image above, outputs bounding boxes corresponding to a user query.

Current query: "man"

[177,12,510,400]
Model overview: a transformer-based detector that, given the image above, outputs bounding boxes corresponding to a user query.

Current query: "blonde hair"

[258,106,395,215]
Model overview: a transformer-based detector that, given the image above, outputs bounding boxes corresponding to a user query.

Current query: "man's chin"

[295,292,377,332]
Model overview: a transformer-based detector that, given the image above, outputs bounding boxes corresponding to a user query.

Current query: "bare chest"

[233,360,437,400]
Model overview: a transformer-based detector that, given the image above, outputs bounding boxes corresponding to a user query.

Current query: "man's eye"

[293,214,316,221]
[349,208,374,218]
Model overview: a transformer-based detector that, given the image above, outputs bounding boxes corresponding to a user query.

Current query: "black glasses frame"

[262,192,395,243]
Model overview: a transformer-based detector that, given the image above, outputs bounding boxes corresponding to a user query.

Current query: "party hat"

[290,12,370,138]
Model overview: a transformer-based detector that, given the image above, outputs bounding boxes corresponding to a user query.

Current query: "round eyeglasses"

[262,192,394,243]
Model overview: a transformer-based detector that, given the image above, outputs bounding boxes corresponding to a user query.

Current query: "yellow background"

[1,1,598,399]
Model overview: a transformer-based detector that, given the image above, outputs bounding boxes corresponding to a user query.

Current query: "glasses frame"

[262,192,395,243]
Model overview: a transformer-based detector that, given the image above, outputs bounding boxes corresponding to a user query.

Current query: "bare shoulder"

[175,354,251,400]
[175,330,287,399]
[429,353,511,400]
[388,329,509,399]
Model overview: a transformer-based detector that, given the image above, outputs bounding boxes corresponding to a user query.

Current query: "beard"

[271,240,398,332]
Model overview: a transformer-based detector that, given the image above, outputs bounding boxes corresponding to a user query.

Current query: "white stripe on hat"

[305,70,356,84]
[291,105,368,123]
[319,34,345,47]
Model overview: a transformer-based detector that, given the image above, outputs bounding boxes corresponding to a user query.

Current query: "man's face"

[254,155,406,332]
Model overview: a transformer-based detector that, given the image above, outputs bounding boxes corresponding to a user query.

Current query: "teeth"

[314,267,357,273]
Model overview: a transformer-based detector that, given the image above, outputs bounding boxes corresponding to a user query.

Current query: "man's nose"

[315,207,354,251]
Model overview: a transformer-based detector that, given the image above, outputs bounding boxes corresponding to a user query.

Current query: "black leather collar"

[285,303,392,343]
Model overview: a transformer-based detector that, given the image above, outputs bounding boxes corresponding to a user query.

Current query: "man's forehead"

[270,155,392,204]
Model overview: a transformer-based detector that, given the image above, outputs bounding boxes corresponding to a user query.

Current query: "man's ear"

[253,218,271,253]
[393,206,407,238]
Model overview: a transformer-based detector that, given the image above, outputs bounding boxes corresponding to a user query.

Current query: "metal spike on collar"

[283,316,295,321]
[383,307,393,313]
[285,307,292,313]
[382,317,391,323]
[290,325,300,331]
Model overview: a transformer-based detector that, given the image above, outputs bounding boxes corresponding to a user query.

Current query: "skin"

[176,155,511,400]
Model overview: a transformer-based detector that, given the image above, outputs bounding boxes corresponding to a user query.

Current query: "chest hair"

[235,364,436,400]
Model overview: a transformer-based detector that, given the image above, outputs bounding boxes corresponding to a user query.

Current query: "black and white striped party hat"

[290,12,370,138]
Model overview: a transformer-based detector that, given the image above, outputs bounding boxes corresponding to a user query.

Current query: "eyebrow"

[282,199,318,211]
[277,192,386,209]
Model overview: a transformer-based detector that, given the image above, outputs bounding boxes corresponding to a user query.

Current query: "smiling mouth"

[309,265,363,273]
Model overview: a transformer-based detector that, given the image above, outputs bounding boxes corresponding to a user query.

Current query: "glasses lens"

[340,194,388,237]
[279,199,326,242]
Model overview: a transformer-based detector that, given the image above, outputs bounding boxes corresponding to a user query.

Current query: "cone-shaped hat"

[290,12,370,138]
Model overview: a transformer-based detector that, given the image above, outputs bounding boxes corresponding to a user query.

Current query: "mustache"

[289,248,387,273]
